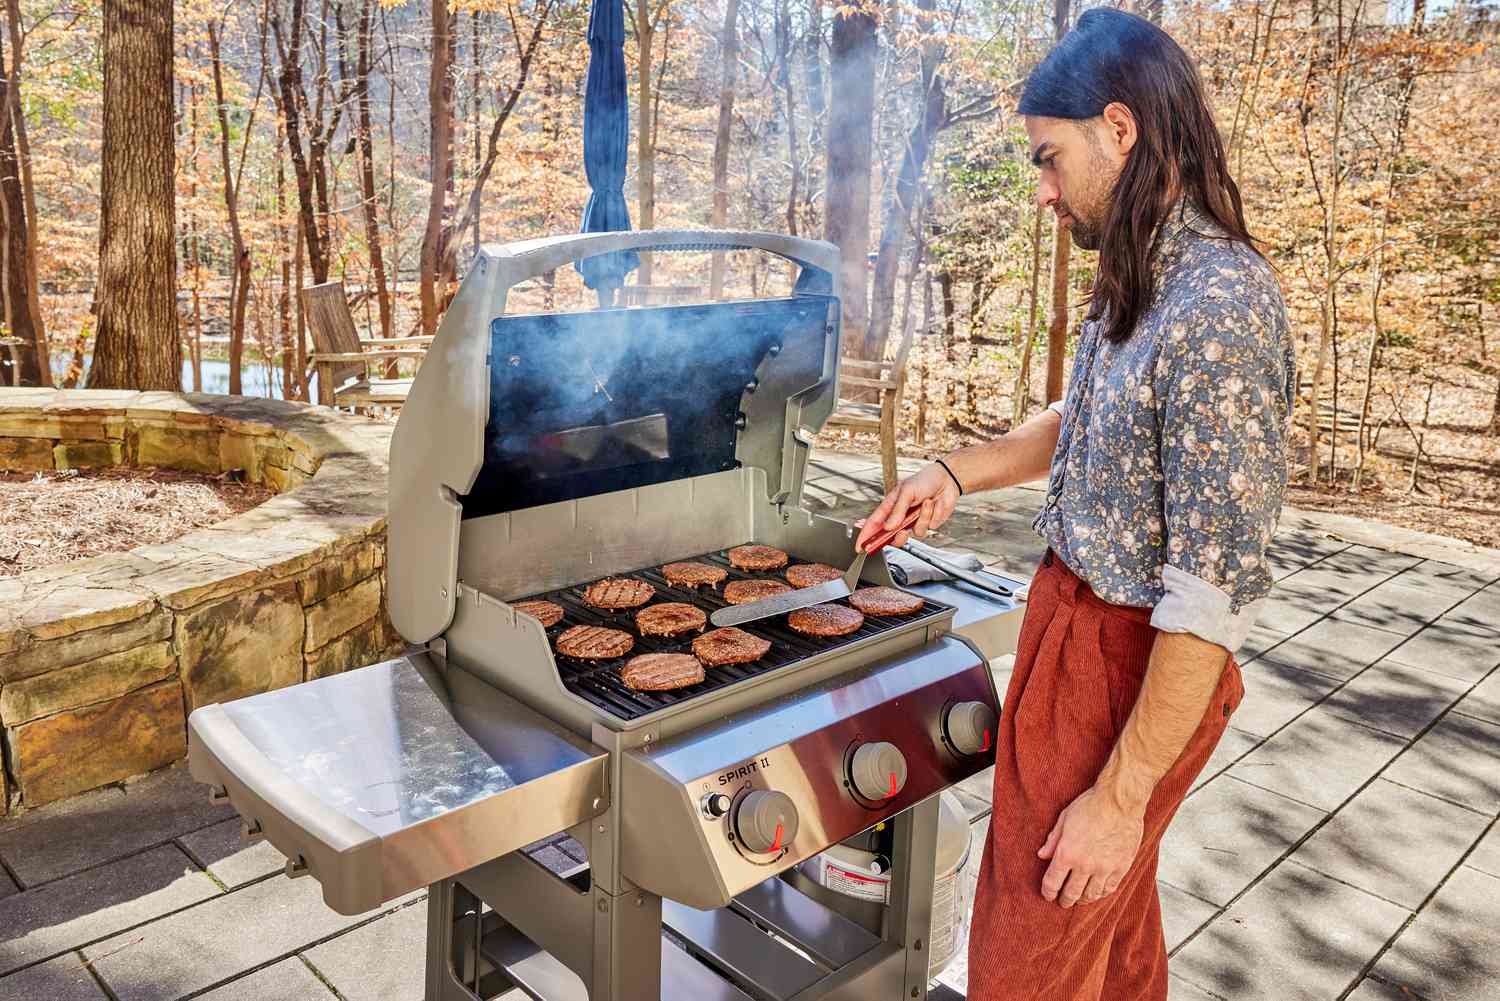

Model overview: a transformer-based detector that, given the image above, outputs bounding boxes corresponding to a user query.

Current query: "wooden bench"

[825,321,917,494]
[299,281,431,412]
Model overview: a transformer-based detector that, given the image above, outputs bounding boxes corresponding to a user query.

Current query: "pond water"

[50,355,316,400]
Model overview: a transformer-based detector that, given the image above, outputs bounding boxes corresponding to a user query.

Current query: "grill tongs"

[709,509,921,628]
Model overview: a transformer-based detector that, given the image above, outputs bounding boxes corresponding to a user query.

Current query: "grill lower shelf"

[512,545,954,722]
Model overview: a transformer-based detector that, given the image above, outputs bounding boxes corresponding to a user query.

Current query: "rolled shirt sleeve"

[1047,398,1067,417]
[1149,294,1294,652]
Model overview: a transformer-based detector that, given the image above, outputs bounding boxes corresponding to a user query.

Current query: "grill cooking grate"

[512,546,954,721]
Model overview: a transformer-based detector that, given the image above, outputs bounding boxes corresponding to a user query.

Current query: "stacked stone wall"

[0,389,401,812]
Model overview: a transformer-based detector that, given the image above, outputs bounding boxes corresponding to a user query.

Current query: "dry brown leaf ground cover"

[0,467,273,577]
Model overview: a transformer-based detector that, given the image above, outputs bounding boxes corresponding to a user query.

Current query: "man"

[855,9,1294,1000]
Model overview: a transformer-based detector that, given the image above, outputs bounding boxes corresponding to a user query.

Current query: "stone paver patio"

[2,449,1498,1001]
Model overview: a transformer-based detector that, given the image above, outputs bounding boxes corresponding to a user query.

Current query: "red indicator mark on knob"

[981,728,992,753]
[888,773,899,798]
[771,822,785,853]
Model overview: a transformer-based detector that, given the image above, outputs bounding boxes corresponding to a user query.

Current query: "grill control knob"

[733,790,798,853]
[945,701,998,756]
[702,793,732,819]
[850,741,908,801]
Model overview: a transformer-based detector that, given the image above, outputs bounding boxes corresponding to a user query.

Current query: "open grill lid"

[387,231,841,644]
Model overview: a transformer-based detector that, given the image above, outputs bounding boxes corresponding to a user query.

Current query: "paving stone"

[1335,582,1467,635]
[0,953,108,1001]
[1292,779,1490,909]
[178,818,288,889]
[1372,866,1500,1001]
[1257,617,1409,681]
[1465,823,1500,880]
[1275,567,1388,607]
[1166,974,1222,1000]
[0,845,219,976]
[1228,708,1406,811]
[1392,561,1499,596]
[1236,622,1291,664]
[1171,862,1410,1001]
[1344,976,1422,1000]
[1314,545,1424,578]
[1382,713,1500,813]
[1232,660,1342,738]
[0,868,16,901]
[1322,661,1470,739]
[1159,777,1326,906]
[1253,596,1329,635]
[0,765,233,887]
[1442,590,1500,634]
[1383,620,1500,683]
[197,958,334,1001]
[1159,882,1218,952]
[304,899,428,1001]
[82,875,420,1001]
[1191,727,1261,793]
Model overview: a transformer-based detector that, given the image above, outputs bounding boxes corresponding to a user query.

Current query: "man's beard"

[1063,204,1105,250]
[1060,142,1119,251]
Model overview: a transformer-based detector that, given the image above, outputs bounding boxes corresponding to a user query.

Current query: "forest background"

[1,0,1498,545]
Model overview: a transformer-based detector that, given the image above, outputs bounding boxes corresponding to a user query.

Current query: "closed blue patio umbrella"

[576,0,640,306]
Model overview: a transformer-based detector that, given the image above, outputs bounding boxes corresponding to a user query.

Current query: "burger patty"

[583,577,656,610]
[662,562,728,588]
[785,563,844,588]
[513,599,564,628]
[635,602,707,637]
[693,627,772,666]
[723,579,792,605]
[788,604,865,638]
[849,586,925,616]
[621,653,706,691]
[727,544,789,572]
[555,625,634,660]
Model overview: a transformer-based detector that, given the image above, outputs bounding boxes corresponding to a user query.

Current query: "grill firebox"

[523,545,955,721]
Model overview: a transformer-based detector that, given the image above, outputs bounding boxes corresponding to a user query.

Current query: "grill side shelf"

[187,653,609,915]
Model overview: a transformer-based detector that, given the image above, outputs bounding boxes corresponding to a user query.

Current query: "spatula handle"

[860,508,922,555]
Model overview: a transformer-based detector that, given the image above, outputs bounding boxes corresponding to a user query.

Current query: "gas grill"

[187,232,1027,1001]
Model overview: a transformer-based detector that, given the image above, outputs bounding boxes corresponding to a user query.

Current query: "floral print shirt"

[1034,199,1296,652]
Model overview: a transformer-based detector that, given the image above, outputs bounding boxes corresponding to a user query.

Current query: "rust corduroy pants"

[965,549,1244,1001]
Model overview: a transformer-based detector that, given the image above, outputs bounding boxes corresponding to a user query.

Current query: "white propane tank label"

[815,855,891,903]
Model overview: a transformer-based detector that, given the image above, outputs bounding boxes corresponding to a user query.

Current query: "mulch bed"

[0,467,274,577]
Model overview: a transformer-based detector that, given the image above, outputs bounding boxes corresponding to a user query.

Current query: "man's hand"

[854,463,960,551]
[1037,785,1145,908]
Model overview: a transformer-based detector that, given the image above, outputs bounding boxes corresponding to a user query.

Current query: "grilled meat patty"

[555,625,634,660]
[727,544,789,572]
[693,627,772,666]
[788,603,864,638]
[723,579,792,605]
[513,599,565,628]
[635,602,707,637]
[849,586,925,616]
[785,563,844,588]
[583,577,656,610]
[621,653,706,691]
[661,562,728,588]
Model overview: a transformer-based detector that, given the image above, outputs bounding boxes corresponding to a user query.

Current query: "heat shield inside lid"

[462,295,833,519]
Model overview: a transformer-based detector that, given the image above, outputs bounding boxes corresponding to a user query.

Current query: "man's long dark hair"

[1018,9,1257,344]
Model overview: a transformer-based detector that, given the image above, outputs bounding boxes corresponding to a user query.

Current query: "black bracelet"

[936,458,965,496]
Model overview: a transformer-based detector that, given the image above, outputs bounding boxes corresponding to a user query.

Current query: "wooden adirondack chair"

[825,320,918,494]
[300,282,430,412]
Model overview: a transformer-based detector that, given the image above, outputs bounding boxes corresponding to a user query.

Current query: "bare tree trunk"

[357,0,391,344]
[4,0,46,383]
[1043,0,1071,403]
[272,0,329,285]
[1013,202,1045,426]
[89,0,180,391]
[940,270,955,416]
[0,82,40,386]
[186,72,203,393]
[209,21,254,397]
[635,0,664,283]
[708,0,740,298]
[825,0,876,355]
[419,0,453,337]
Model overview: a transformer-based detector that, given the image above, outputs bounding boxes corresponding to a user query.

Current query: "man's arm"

[855,406,1061,550]
[1038,630,1229,907]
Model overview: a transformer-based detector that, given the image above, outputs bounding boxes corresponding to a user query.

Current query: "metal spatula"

[709,509,921,629]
